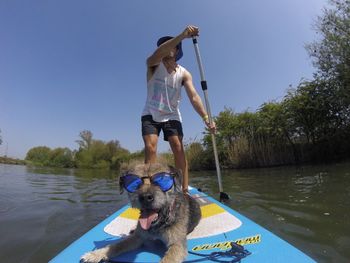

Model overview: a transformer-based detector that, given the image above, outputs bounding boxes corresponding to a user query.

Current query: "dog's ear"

[118,175,124,194]
[168,165,183,192]
[119,163,134,195]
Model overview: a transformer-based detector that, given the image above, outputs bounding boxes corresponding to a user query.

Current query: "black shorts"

[141,115,183,141]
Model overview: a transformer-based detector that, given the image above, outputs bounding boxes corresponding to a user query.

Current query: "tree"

[49,147,74,168]
[307,0,350,79]
[0,129,2,145]
[306,0,350,126]
[76,130,93,150]
[75,131,130,169]
[25,146,74,167]
[26,146,51,166]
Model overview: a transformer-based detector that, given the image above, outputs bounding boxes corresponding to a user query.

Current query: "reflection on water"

[190,163,350,263]
[25,166,120,205]
[0,162,349,262]
[0,164,125,263]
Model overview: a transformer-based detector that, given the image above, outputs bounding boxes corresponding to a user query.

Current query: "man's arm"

[146,34,184,68]
[183,70,207,118]
[146,25,199,80]
[183,70,216,132]
[146,34,184,81]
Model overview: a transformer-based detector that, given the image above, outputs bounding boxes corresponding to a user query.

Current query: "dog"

[81,161,202,263]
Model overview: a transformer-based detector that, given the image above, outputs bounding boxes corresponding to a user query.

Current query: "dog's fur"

[81,162,201,263]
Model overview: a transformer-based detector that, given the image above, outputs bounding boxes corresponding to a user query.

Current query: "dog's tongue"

[139,210,158,230]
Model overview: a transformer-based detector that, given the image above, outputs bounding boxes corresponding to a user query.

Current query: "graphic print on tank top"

[148,77,180,113]
[142,62,185,122]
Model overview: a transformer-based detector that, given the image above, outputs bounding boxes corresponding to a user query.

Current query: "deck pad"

[50,187,315,263]
[104,193,242,240]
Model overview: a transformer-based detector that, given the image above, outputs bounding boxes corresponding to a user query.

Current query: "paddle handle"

[192,37,224,194]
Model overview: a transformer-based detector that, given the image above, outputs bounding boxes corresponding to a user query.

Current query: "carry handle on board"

[192,36,230,202]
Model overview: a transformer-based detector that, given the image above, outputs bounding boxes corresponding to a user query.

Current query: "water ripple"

[0,192,15,214]
[1,163,350,262]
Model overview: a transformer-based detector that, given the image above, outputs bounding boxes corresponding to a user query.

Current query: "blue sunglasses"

[120,172,175,193]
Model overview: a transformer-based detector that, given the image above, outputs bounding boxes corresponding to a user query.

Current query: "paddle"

[192,36,230,203]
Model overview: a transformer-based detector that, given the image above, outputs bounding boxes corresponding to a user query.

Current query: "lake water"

[0,162,349,262]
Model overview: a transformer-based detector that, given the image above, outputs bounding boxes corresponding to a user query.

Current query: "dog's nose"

[139,193,154,204]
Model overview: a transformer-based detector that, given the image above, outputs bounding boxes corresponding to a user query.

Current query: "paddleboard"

[50,187,315,262]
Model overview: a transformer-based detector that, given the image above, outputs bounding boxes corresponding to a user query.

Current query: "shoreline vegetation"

[1,0,349,172]
[0,156,26,165]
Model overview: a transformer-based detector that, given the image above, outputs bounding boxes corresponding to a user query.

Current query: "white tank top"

[142,62,186,122]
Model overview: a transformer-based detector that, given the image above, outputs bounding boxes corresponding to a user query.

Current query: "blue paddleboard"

[50,187,315,262]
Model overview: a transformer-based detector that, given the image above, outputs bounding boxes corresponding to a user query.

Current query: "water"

[0,163,349,262]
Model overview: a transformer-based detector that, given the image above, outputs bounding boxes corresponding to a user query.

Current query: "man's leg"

[168,135,188,192]
[143,134,159,163]
[142,115,160,164]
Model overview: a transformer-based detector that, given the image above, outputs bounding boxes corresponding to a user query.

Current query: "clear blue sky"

[1,0,328,159]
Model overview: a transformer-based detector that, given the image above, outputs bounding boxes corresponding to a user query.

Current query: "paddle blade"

[220,192,230,203]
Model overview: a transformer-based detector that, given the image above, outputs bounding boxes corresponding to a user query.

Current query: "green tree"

[75,131,130,169]
[204,108,263,168]
[307,0,350,80]
[258,102,286,140]
[284,81,333,144]
[193,1,350,168]
[26,146,51,166]
[202,104,299,168]
[202,108,236,168]
[306,0,350,126]
[0,129,2,145]
[185,140,209,171]
[76,130,93,150]
[49,147,74,168]
[257,101,299,164]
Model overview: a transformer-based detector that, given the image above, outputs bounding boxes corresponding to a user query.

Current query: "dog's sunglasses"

[120,172,175,193]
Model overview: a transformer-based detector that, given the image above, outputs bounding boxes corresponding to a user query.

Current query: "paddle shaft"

[192,37,224,195]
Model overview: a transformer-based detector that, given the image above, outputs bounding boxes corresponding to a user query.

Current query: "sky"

[1,0,329,159]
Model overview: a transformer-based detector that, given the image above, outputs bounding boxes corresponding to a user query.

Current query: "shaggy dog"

[81,162,201,263]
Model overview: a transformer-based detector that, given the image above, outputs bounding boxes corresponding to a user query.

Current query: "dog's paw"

[80,248,108,263]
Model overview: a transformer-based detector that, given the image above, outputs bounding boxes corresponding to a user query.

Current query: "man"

[141,25,215,193]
